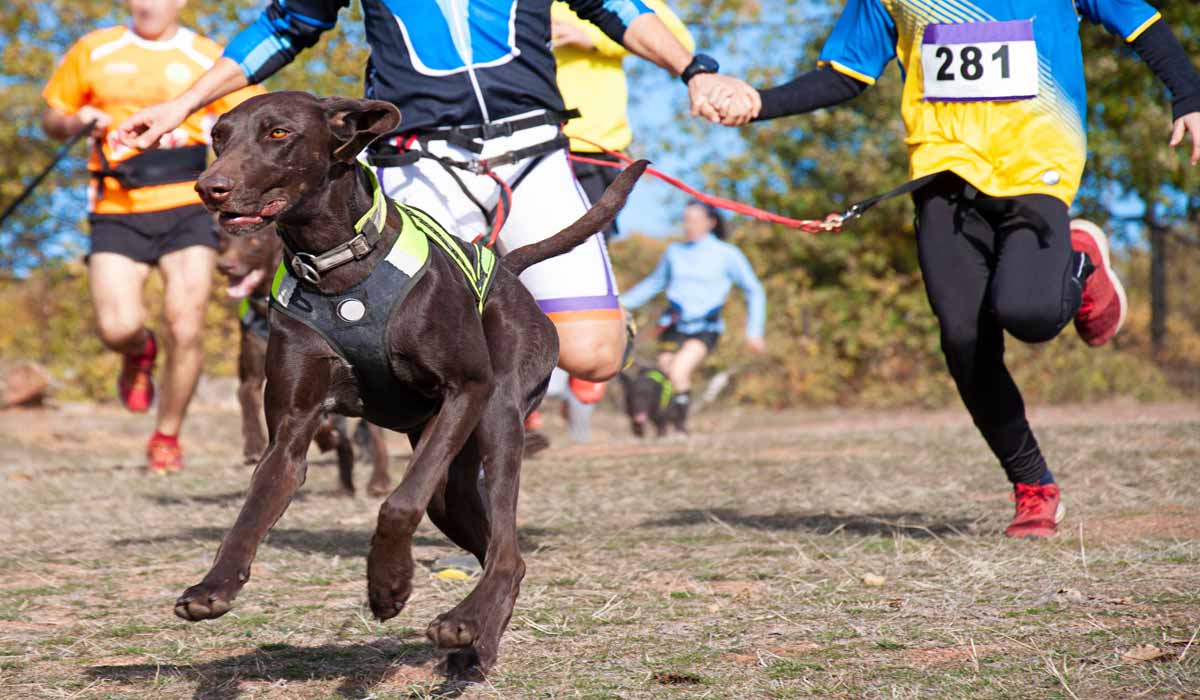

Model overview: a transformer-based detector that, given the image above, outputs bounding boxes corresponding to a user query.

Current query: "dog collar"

[284,163,389,284]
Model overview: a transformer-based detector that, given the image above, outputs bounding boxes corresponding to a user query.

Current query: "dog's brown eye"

[268,128,289,140]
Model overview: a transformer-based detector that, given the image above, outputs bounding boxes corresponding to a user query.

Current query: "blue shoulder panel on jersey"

[1076,0,1161,42]
[602,0,651,26]
[278,0,338,28]
[818,0,897,84]
[226,14,295,78]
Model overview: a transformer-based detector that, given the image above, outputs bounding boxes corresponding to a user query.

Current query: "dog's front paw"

[367,578,411,621]
[426,613,477,649]
[366,541,413,621]
[174,580,239,621]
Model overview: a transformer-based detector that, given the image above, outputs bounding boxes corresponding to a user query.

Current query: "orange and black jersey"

[43,26,264,215]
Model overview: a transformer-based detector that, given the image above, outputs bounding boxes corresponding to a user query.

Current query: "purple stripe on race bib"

[537,294,621,313]
[928,94,1038,103]
[923,20,1034,45]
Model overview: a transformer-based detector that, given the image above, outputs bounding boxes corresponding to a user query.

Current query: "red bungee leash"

[568,137,939,234]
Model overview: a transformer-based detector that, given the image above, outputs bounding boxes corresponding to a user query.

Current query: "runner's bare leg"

[155,245,216,436]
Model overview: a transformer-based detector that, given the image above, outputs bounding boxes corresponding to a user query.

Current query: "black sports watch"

[680,53,720,85]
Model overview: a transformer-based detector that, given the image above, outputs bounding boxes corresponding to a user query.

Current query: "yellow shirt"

[552,0,694,153]
[43,26,264,215]
[818,0,1162,205]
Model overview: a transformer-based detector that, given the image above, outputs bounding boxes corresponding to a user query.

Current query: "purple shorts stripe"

[923,20,1033,45]
[537,294,620,313]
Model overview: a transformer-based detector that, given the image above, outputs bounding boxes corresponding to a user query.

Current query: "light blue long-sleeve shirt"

[621,233,767,338]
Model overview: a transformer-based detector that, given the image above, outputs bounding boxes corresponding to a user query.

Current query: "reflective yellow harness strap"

[403,204,495,314]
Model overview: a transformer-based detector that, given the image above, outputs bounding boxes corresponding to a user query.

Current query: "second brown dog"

[217,224,391,497]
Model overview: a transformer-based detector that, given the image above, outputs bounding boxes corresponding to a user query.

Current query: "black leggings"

[914,173,1086,485]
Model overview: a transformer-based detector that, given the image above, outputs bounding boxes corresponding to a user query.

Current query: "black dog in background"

[618,363,672,437]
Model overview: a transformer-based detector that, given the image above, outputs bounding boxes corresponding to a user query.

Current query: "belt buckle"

[481,121,516,140]
[292,252,322,284]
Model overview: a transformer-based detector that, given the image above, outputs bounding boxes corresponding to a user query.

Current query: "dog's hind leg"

[237,333,268,464]
[174,345,333,622]
[425,438,489,563]
[426,396,526,679]
[333,419,356,497]
[367,381,492,623]
[363,422,392,497]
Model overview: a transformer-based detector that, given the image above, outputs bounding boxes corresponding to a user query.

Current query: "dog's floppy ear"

[323,98,402,162]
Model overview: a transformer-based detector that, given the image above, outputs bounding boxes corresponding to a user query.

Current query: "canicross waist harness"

[92,144,208,192]
[367,108,580,247]
[268,169,497,427]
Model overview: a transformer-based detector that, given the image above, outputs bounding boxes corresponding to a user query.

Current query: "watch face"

[695,54,719,73]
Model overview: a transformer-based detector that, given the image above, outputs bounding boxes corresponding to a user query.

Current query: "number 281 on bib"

[921,20,1039,103]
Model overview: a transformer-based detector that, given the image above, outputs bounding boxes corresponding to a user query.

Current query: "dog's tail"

[501,160,648,275]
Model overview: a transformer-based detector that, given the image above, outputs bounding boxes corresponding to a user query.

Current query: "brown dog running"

[185,91,645,678]
[217,225,392,496]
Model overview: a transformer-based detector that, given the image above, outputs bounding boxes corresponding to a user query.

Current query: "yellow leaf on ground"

[1122,645,1170,663]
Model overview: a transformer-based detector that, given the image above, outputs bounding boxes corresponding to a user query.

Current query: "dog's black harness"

[269,166,498,429]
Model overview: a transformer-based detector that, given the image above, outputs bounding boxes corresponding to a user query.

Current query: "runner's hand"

[74,106,112,139]
[551,19,594,50]
[1170,112,1200,166]
[688,75,760,126]
[117,98,192,150]
[746,336,766,353]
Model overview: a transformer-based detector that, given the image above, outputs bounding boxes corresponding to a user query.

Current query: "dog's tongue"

[260,199,287,218]
[226,269,266,299]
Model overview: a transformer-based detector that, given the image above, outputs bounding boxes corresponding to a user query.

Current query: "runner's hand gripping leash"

[0,120,97,230]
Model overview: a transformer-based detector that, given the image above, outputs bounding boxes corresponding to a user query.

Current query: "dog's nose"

[216,259,237,275]
[197,174,234,203]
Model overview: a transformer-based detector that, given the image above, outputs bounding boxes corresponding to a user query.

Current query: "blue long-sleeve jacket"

[223,0,652,134]
[622,233,767,338]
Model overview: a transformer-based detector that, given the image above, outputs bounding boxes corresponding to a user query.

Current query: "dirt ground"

[1,397,1198,699]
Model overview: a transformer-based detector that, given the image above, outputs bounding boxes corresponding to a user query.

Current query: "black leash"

[835,172,944,225]
[0,120,95,230]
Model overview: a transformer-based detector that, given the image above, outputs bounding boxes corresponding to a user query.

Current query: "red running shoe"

[1071,220,1127,347]
[118,331,157,413]
[569,377,606,405]
[1004,483,1065,539]
[146,433,184,474]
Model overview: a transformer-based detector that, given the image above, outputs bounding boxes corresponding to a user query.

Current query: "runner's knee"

[557,328,625,382]
[993,295,1069,344]
[94,311,145,351]
[164,309,205,349]
[937,320,979,381]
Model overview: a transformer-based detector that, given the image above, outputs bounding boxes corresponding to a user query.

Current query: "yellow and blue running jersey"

[819,0,1162,204]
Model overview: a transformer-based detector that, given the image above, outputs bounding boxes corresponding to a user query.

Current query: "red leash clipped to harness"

[567,137,846,234]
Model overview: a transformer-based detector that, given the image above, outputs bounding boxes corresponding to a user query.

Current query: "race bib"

[921,20,1039,102]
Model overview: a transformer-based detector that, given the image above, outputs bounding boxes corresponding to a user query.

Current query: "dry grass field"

[1,397,1198,699]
